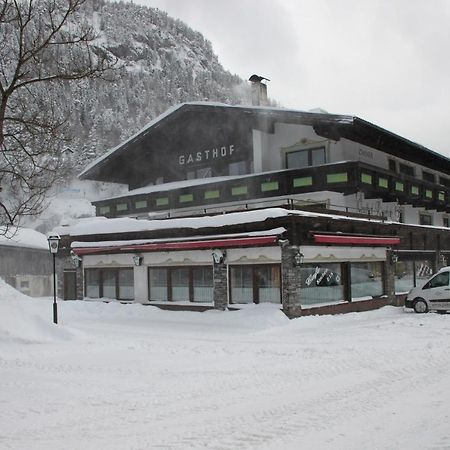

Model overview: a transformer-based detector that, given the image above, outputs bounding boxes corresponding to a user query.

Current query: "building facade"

[55,101,450,317]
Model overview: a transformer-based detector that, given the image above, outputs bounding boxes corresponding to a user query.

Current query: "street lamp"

[47,234,61,324]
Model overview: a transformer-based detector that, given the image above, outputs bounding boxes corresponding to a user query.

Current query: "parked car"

[405,267,450,313]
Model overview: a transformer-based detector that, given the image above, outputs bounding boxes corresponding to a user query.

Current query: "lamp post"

[47,234,61,324]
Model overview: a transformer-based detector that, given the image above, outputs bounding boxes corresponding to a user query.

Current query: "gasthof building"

[56,85,450,317]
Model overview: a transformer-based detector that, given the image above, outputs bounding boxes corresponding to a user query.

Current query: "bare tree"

[0,0,116,231]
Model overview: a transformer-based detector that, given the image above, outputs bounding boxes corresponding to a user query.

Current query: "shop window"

[378,177,388,189]
[395,259,434,293]
[204,190,220,200]
[399,164,414,177]
[135,200,147,209]
[84,268,134,300]
[192,267,213,303]
[156,197,169,207]
[350,262,383,300]
[327,172,348,184]
[261,181,279,192]
[179,193,194,203]
[300,264,343,306]
[116,203,128,212]
[419,213,432,225]
[293,176,313,188]
[286,147,325,169]
[229,265,281,304]
[422,171,435,183]
[361,173,372,184]
[411,185,419,195]
[98,205,110,215]
[231,185,248,196]
[148,267,213,303]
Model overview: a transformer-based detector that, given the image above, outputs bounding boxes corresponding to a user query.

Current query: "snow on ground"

[1,280,450,450]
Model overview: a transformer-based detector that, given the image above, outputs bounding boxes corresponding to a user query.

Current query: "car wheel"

[413,298,428,314]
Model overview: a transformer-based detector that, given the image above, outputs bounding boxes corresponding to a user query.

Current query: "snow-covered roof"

[0,227,48,251]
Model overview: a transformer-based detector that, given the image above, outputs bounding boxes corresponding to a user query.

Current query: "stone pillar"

[213,251,228,310]
[280,241,302,318]
[384,250,397,305]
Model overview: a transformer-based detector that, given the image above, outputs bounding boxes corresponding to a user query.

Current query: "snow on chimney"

[249,74,270,106]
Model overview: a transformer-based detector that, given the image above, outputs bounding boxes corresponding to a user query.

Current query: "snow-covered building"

[0,228,52,297]
[55,99,450,317]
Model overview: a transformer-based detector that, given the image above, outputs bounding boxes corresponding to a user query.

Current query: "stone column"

[213,251,228,310]
[384,250,397,306]
[280,241,302,318]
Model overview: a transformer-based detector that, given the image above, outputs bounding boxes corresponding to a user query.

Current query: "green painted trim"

[99,205,110,214]
[261,181,279,192]
[361,173,372,184]
[204,190,220,200]
[179,193,194,203]
[156,197,169,207]
[327,172,348,183]
[395,181,404,192]
[293,176,313,187]
[411,185,419,195]
[426,189,433,199]
[378,177,388,188]
[135,200,147,209]
[231,186,248,196]
[116,203,128,211]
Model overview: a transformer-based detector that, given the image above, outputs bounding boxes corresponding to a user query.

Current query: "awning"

[313,233,400,246]
[73,235,280,256]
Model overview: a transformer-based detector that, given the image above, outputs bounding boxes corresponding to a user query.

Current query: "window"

[422,171,435,183]
[327,172,348,183]
[439,177,449,187]
[84,268,134,300]
[378,177,388,189]
[156,197,169,207]
[148,267,213,303]
[439,191,445,202]
[419,213,432,225]
[231,185,248,196]
[395,181,404,192]
[293,176,313,188]
[286,147,325,169]
[425,189,433,199]
[351,262,383,300]
[179,193,194,203]
[361,173,372,184]
[135,200,147,209]
[399,164,414,177]
[300,264,343,306]
[444,217,450,228]
[388,159,397,172]
[411,185,420,195]
[229,161,247,176]
[423,272,449,290]
[116,203,128,212]
[261,181,279,192]
[204,190,220,200]
[229,265,281,304]
[98,205,110,215]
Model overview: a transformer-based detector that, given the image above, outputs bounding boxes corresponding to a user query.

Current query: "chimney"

[249,74,270,106]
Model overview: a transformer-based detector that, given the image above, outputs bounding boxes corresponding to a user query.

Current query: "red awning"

[313,234,400,246]
[73,235,279,256]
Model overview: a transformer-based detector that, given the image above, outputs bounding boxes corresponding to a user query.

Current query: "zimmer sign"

[178,144,236,166]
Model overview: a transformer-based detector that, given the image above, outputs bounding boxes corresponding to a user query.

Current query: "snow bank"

[0,279,72,343]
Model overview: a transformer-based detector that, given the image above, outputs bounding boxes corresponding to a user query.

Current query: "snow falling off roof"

[0,227,49,250]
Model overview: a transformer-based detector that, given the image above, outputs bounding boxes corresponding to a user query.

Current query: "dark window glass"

[439,177,449,187]
[388,159,397,172]
[423,272,449,290]
[444,217,450,228]
[399,164,414,177]
[286,147,326,169]
[419,214,432,226]
[422,171,435,183]
[311,148,326,165]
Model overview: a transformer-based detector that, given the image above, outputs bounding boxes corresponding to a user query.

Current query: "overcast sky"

[134,0,449,156]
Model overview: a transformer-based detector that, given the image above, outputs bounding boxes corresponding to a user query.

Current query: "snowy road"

[1,286,450,450]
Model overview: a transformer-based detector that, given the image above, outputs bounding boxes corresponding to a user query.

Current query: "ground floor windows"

[394,259,434,293]
[85,268,134,300]
[148,266,213,303]
[229,265,281,304]
[300,263,344,306]
[351,262,383,300]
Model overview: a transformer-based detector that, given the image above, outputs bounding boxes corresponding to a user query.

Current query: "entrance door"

[64,271,77,300]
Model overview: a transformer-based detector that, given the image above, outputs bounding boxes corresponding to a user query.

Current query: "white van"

[405,266,450,313]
